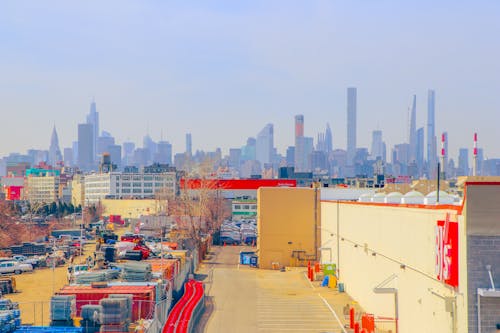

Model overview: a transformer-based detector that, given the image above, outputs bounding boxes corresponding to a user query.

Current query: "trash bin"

[249,256,258,268]
[338,282,345,292]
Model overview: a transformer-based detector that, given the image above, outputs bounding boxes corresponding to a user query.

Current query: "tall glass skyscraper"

[86,100,99,163]
[256,124,274,166]
[409,95,417,163]
[427,90,437,178]
[347,87,357,166]
[78,123,94,171]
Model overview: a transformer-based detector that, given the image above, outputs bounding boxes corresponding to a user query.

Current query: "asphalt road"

[196,246,351,333]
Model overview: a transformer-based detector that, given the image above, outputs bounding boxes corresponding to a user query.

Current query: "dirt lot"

[4,245,94,326]
[3,226,130,326]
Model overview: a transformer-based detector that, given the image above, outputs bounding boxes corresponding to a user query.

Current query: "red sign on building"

[435,215,459,288]
[6,186,22,200]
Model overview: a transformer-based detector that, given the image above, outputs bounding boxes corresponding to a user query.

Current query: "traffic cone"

[223,242,226,247]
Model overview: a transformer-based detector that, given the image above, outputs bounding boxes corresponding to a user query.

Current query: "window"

[144,176,153,181]
[133,182,141,187]
[243,205,250,210]
[234,205,241,210]
[251,205,257,210]
[144,183,153,187]
[144,189,153,193]
[132,189,142,193]
[122,189,131,193]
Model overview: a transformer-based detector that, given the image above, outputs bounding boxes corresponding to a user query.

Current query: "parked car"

[0,261,33,275]
[13,255,41,269]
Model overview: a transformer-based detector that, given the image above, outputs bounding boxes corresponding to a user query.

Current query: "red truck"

[109,215,124,225]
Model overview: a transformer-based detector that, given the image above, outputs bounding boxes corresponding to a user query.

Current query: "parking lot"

[197,246,356,333]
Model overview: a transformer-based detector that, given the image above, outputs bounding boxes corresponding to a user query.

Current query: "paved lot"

[197,246,358,333]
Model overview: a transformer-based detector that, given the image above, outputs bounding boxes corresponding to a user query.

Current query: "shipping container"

[56,285,155,321]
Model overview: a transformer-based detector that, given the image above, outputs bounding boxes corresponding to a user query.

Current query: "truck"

[0,261,33,275]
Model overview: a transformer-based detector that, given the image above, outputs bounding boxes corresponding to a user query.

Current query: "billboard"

[6,186,22,200]
[435,215,459,288]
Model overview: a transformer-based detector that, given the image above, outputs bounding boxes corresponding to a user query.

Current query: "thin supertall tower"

[86,100,99,163]
[427,90,437,178]
[347,87,357,165]
[409,95,417,163]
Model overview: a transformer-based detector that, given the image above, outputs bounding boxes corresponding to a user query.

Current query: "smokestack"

[440,133,446,180]
[473,133,478,176]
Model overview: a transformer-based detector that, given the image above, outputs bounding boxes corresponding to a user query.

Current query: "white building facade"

[84,172,176,205]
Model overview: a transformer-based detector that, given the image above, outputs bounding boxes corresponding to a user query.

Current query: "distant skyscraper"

[97,133,115,157]
[107,144,122,169]
[122,141,135,166]
[241,138,256,161]
[295,115,304,139]
[295,136,314,172]
[256,124,274,166]
[458,148,469,176]
[416,127,425,175]
[228,148,242,170]
[317,123,333,153]
[408,95,417,163]
[72,141,79,165]
[347,87,357,166]
[477,148,484,176]
[86,100,99,163]
[63,148,73,167]
[48,125,62,166]
[325,123,333,153]
[427,90,437,178]
[286,146,295,167]
[155,141,172,165]
[186,133,192,156]
[78,123,94,170]
[143,134,157,164]
[370,130,384,162]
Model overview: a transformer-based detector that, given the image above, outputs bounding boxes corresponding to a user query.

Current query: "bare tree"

[0,201,29,248]
[169,158,230,251]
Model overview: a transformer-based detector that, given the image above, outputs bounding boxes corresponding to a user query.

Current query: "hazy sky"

[1,1,499,161]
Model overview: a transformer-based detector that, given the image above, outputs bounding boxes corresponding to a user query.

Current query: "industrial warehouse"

[257,178,500,333]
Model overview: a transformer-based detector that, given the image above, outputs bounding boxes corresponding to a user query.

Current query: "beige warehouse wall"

[321,201,467,333]
[258,187,320,269]
[102,199,159,218]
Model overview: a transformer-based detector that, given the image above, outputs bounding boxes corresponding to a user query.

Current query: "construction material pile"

[121,262,152,282]
[80,304,102,333]
[0,298,20,333]
[50,295,76,326]
[99,298,129,332]
[74,270,120,284]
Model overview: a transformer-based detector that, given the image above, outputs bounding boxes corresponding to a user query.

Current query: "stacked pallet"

[80,304,102,333]
[50,295,76,326]
[0,298,20,333]
[108,294,133,320]
[99,298,128,332]
[121,263,151,282]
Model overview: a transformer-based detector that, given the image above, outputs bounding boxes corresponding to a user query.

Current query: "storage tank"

[371,192,386,203]
[401,191,424,204]
[424,191,454,205]
[384,192,403,204]
[358,193,373,202]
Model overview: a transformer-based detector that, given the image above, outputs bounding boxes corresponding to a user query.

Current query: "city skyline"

[1,1,499,160]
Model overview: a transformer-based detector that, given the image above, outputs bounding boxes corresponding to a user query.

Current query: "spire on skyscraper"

[49,125,62,166]
[86,100,99,163]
